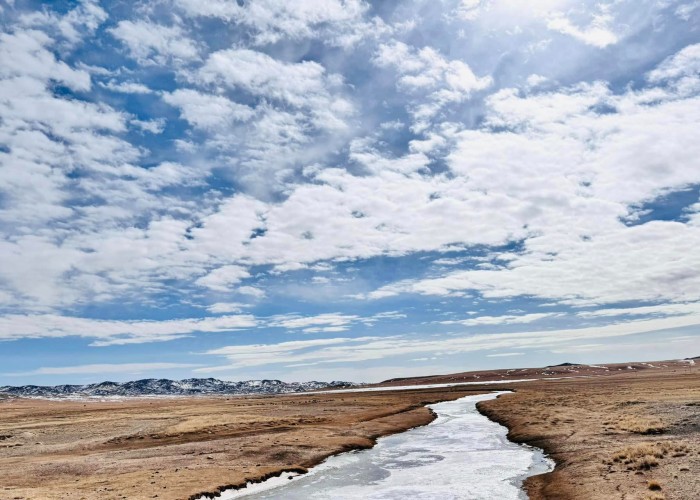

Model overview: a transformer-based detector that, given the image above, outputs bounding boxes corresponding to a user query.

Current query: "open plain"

[0,384,489,500]
[0,359,697,500]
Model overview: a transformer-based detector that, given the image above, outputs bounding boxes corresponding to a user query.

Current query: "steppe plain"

[0,359,697,500]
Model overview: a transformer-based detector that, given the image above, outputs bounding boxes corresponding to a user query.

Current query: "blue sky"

[1,0,699,385]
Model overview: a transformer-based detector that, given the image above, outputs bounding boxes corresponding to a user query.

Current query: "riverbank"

[206,392,551,500]
[477,370,699,500]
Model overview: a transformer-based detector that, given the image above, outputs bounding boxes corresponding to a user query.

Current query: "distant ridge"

[0,378,356,399]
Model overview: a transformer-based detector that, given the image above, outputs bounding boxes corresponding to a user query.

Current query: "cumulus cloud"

[130,118,165,134]
[373,41,492,130]
[194,48,354,137]
[3,16,699,315]
[17,0,107,46]
[0,30,91,91]
[199,49,334,105]
[163,89,254,129]
[175,0,389,47]
[364,220,700,306]
[160,47,357,195]
[546,12,618,48]
[360,57,700,307]
[374,41,492,95]
[647,42,700,95]
[99,80,153,94]
[109,20,199,65]
[195,265,251,292]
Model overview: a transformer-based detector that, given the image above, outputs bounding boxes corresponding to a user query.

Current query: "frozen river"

[207,391,552,500]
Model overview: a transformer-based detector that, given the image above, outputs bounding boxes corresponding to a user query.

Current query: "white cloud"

[264,311,405,333]
[525,74,549,88]
[455,0,485,21]
[442,312,559,326]
[0,22,215,310]
[647,42,700,93]
[374,42,491,94]
[175,0,384,47]
[0,314,257,345]
[3,37,700,315]
[130,118,165,134]
[100,80,153,94]
[0,309,405,346]
[198,336,385,371]
[547,11,619,48]
[163,89,254,129]
[166,48,356,195]
[0,30,91,91]
[269,313,357,328]
[367,223,700,308]
[577,302,700,319]
[675,1,700,21]
[0,26,176,309]
[359,53,700,307]
[109,20,199,65]
[373,41,492,129]
[198,49,349,114]
[238,286,266,298]
[206,302,250,314]
[195,265,251,292]
[200,314,700,370]
[18,0,107,46]
[268,313,359,333]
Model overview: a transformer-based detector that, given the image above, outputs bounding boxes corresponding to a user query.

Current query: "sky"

[1,0,699,385]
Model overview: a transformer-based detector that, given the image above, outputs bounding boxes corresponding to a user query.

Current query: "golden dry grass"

[618,416,666,434]
[608,441,688,470]
[647,479,662,490]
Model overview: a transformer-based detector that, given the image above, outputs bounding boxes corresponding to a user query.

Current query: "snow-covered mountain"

[0,378,356,398]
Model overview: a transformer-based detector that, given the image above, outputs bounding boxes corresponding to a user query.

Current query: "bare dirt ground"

[0,385,488,500]
[0,359,697,500]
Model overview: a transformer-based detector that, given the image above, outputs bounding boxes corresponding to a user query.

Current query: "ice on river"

[210,391,552,500]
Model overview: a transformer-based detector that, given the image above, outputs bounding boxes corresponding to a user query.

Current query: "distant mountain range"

[0,378,356,399]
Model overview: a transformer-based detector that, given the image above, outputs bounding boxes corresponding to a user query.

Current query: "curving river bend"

[208,391,553,500]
